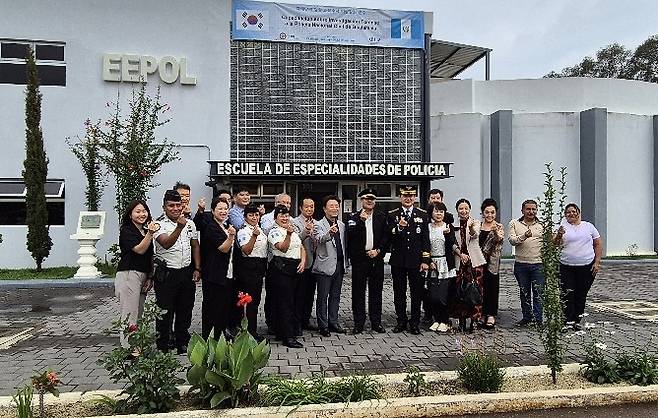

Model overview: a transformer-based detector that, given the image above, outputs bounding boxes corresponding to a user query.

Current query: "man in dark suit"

[388,186,431,335]
[346,188,389,334]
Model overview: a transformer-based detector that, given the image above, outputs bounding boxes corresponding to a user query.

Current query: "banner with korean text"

[232,0,425,49]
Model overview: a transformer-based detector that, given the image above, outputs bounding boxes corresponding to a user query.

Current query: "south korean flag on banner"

[236,9,269,31]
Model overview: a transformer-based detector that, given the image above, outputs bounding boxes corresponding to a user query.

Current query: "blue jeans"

[513,262,544,322]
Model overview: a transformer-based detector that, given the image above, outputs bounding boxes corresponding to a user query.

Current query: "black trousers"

[267,257,300,339]
[154,265,196,350]
[351,257,384,328]
[201,280,236,340]
[234,257,267,336]
[391,266,424,327]
[295,269,316,329]
[482,270,500,317]
[560,262,595,323]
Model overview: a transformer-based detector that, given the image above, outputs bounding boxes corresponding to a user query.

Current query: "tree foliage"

[23,47,52,271]
[545,35,658,83]
[66,119,105,211]
[97,83,179,221]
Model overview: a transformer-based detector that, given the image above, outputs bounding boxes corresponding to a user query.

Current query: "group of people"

[113,181,603,352]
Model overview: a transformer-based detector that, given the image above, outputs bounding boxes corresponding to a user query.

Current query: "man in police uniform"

[387,186,431,335]
[346,188,388,334]
[153,189,201,353]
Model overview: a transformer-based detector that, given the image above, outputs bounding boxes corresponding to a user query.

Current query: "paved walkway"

[1,262,658,395]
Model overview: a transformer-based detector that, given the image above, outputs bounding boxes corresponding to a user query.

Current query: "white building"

[0,0,655,269]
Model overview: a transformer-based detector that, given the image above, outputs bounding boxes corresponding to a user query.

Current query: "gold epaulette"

[421,251,431,258]
[388,208,398,213]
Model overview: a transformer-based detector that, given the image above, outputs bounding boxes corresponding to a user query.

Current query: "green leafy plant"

[86,394,118,414]
[31,369,60,418]
[615,352,658,386]
[260,373,381,408]
[332,374,382,403]
[403,365,426,396]
[581,340,620,384]
[23,46,52,271]
[538,162,568,384]
[97,83,179,222]
[12,385,33,418]
[456,350,506,393]
[186,298,270,408]
[99,301,183,414]
[66,119,106,211]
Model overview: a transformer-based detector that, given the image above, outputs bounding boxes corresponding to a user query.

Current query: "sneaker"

[437,323,449,333]
[429,322,440,332]
[515,319,532,327]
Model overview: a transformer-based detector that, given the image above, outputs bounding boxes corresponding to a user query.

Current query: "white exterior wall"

[429,113,489,207]
[511,112,581,212]
[606,113,654,255]
[0,0,231,268]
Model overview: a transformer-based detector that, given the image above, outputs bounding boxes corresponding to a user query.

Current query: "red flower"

[46,372,59,384]
[127,323,138,333]
[236,292,253,307]
[139,170,148,177]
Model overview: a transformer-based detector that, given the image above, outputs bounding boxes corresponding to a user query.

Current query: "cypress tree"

[23,46,52,271]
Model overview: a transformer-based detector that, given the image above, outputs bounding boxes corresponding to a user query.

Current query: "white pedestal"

[70,235,102,278]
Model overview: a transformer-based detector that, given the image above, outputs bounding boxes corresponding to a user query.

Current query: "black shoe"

[328,325,345,334]
[302,323,318,331]
[392,324,407,333]
[282,338,303,348]
[318,328,331,337]
[573,323,582,331]
[252,333,265,343]
[371,324,386,333]
[352,327,363,335]
[409,326,421,335]
[176,346,186,355]
[515,319,532,328]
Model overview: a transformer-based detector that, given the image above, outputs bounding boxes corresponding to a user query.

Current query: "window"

[0,179,65,225]
[0,39,66,86]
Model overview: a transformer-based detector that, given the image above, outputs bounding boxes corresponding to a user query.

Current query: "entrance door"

[296,182,338,220]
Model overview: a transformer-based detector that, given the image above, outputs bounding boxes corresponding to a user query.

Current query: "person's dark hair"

[211,196,229,211]
[428,188,443,199]
[481,198,498,213]
[522,199,538,209]
[122,199,152,227]
[163,189,182,204]
[216,189,231,197]
[565,202,581,214]
[322,195,341,208]
[273,204,290,217]
[233,185,250,195]
[243,204,260,217]
[173,181,190,192]
[455,198,471,211]
[429,202,447,214]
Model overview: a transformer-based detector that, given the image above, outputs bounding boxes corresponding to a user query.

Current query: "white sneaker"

[437,323,449,333]
[429,322,440,331]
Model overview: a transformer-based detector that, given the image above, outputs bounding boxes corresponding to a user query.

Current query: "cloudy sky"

[258,0,658,79]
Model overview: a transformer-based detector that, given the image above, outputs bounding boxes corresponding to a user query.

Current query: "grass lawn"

[0,263,116,280]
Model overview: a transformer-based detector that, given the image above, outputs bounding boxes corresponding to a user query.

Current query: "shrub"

[457,351,505,393]
[260,374,382,407]
[581,341,620,384]
[12,385,33,418]
[403,365,426,396]
[615,352,658,386]
[186,317,271,408]
[99,302,183,414]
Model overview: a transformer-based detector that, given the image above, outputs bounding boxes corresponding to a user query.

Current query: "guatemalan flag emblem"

[390,18,421,40]
[237,10,269,31]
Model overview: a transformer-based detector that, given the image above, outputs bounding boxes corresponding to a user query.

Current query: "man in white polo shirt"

[153,189,201,353]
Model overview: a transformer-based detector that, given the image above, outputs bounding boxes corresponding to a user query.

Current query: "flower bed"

[4,364,658,418]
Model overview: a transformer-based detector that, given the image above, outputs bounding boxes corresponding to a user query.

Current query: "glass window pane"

[1,42,28,59]
[36,44,64,61]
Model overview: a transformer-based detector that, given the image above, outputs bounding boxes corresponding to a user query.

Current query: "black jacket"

[387,206,431,269]
[345,209,389,262]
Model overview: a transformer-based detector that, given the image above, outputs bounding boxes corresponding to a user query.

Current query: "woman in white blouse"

[267,205,307,348]
[555,203,602,331]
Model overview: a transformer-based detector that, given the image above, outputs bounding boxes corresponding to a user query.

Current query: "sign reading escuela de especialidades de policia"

[232,0,425,49]
[210,161,451,179]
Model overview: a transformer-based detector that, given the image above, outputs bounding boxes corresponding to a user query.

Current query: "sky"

[257,0,658,80]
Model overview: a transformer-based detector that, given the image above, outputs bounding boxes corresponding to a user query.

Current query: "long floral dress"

[453,218,484,321]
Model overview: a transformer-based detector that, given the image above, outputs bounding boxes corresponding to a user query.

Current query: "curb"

[0,277,114,289]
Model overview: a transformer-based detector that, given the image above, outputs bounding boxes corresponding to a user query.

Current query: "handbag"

[424,269,451,306]
[456,261,482,308]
